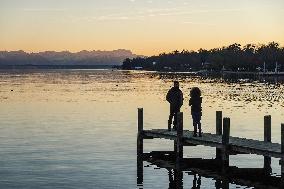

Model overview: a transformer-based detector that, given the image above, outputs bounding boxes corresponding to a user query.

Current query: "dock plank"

[143,129,283,158]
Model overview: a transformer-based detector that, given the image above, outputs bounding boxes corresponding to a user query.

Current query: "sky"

[0,0,284,55]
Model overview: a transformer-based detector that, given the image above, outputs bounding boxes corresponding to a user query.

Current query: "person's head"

[190,87,201,98]
[174,81,179,88]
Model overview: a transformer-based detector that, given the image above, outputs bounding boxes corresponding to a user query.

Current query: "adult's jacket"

[166,87,183,109]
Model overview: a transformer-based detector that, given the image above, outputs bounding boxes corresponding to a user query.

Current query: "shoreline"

[1,66,284,83]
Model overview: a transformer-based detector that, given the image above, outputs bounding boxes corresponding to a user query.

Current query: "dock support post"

[137,108,144,187]
[174,140,177,154]
[137,154,143,188]
[137,108,144,155]
[222,117,230,173]
[216,111,223,160]
[264,115,272,175]
[176,112,183,165]
[281,123,284,188]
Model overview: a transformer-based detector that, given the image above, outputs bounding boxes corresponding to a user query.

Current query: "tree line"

[122,42,284,72]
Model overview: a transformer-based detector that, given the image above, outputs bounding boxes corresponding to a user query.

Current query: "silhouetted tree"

[122,42,284,72]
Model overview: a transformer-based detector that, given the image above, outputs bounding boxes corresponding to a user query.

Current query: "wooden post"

[176,112,183,165]
[281,123,284,188]
[216,111,223,160]
[137,108,144,187]
[216,111,223,135]
[174,140,177,154]
[264,115,272,175]
[137,153,143,188]
[137,108,144,155]
[222,117,230,173]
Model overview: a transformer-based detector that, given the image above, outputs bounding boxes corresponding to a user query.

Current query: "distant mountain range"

[0,49,138,66]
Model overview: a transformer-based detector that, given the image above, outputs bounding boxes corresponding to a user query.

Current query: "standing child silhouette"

[189,87,202,137]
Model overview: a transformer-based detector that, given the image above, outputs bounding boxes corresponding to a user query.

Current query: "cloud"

[183,21,216,26]
[23,8,66,12]
[70,14,145,22]
[96,16,131,21]
[68,7,244,23]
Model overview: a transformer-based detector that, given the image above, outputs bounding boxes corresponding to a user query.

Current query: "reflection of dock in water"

[138,153,280,188]
[136,108,284,188]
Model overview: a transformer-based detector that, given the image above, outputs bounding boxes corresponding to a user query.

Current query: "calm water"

[0,69,283,188]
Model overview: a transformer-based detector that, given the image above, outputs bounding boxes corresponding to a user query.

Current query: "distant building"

[134,66,143,70]
[163,66,172,70]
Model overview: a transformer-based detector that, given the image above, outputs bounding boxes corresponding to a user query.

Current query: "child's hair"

[190,87,201,98]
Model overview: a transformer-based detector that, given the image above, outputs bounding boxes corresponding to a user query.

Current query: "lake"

[0,69,283,188]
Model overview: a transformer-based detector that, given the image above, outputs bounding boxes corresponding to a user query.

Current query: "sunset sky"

[0,0,284,55]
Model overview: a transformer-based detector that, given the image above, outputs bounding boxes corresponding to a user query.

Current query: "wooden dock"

[143,129,282,158]
[136,108,284,188]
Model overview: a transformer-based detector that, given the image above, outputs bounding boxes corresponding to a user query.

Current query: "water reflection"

[137,152,281,189]
[0,70,283,188]
[191,174,201,189]
[168,169,183,189]
[153,71,284,84]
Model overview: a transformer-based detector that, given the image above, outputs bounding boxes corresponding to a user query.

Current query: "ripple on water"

[0,69,283,188]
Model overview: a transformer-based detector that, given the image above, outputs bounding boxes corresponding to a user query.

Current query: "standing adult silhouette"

[166,81,183,131]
